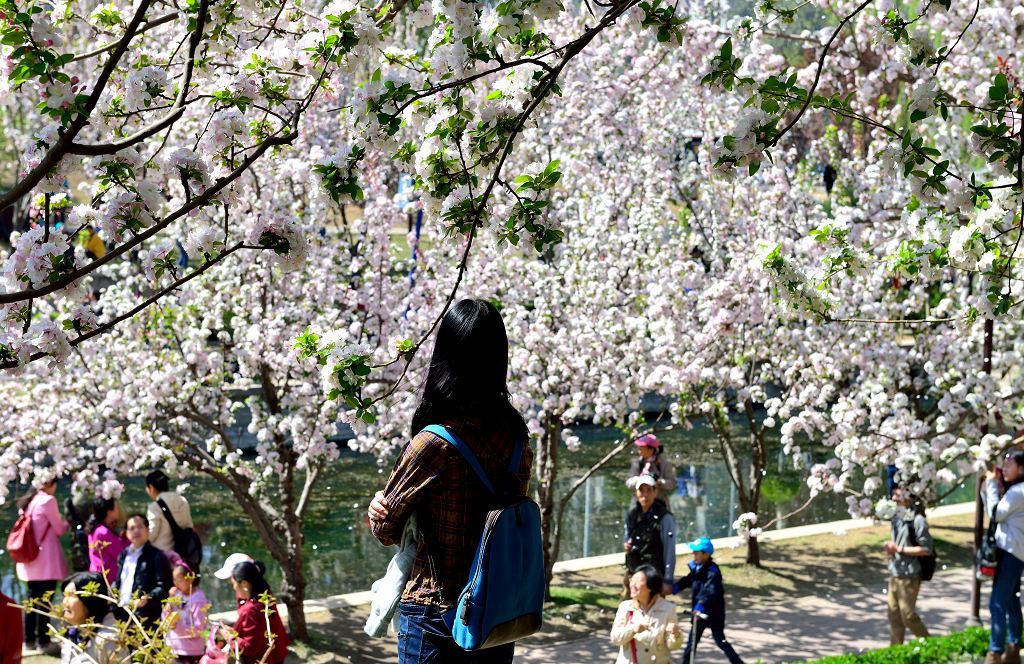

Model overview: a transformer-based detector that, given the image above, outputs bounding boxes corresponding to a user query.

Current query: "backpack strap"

[422,425,496,495]
[156,498,184,537]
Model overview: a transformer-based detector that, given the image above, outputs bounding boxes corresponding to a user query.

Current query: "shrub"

[801,627,989,664]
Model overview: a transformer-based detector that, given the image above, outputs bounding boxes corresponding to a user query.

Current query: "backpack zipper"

[460,504,514,625]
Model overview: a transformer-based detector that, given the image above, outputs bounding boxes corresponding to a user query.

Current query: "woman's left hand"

[368,491,390,522]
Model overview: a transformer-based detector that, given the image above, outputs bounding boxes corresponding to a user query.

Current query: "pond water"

[1,421,973,612]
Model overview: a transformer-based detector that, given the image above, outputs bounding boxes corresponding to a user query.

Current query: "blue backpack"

[423,424,545,651]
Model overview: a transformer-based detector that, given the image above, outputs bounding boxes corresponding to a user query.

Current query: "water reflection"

[2,423,973,611]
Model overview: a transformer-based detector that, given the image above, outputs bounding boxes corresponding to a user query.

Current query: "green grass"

[548,584,621,611]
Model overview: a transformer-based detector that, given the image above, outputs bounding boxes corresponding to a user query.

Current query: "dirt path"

[517,566,988,663]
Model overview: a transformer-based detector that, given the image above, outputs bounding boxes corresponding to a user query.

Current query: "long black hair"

[411,299,528,441]
[232,561,272,601]
[87,498,117,535]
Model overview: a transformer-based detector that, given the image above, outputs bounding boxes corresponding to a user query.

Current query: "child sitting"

[672,536,745,664]
[165,562,211,664]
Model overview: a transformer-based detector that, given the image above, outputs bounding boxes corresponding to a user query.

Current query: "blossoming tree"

[0,0,687,371]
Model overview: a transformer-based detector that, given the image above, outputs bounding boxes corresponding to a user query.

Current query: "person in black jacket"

[672,536,744,664]
[115,513,172,628]
[624,475,677,591]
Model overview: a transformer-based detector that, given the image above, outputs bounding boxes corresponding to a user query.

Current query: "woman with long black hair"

[367,298,532,664]
[984,450,1024,664]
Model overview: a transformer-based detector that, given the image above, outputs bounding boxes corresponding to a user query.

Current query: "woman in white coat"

[984,450,1024,664]
[611,565,682,664]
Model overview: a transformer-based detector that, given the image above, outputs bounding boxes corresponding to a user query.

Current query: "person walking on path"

[87,498,128,590]
[624,475,677,591]
[367,299,533,664]
[0,590,23,664]
[15,478,69,656]
[883,485,933,647]
[115,513,172,629]
[219,561,289,664]
[626,435,675,507]
[610,565,682,664]
[672,536,744,664]
[983,451,1024,664]
[144,471,193,553]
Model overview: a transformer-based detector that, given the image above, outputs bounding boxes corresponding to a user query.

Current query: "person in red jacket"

[0,591,23,664]
[220,561,289,664]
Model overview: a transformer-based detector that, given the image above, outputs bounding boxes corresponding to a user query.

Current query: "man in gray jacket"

[882,486,933,645]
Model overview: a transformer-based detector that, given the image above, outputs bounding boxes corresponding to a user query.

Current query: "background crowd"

[1,471,288,664]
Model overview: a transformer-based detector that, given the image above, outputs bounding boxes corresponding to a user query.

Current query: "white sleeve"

[610,603,637,646]
[993,484,1024,523]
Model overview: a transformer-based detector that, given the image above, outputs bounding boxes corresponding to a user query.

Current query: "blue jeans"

[398,602,515,664]
[990,548,1024,652]
[681,611,744,664]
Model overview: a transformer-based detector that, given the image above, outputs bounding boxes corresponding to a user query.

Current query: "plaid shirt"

[369,417,532,608]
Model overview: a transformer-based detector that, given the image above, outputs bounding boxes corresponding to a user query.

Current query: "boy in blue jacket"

[672,536,744,664]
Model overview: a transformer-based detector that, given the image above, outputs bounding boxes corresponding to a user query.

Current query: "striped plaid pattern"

[370,418,532,609]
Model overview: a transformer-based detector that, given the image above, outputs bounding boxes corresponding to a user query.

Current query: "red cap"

[633,434,660,449]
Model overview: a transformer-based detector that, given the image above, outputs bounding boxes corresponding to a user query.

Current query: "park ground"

[26,511,985,664]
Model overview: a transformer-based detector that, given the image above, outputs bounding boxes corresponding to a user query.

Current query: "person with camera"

[983,451,1024,664]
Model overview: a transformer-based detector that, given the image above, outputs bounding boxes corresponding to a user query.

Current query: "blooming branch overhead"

[0,0,685,368]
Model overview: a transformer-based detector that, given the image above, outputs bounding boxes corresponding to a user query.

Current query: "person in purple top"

[87,498,129,590]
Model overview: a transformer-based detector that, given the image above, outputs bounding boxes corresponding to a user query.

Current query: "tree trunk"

[745,535,761,566]
[738,492,763,567]
[197,464,311,641]
[534,417,561,599]
[278,556,309,641]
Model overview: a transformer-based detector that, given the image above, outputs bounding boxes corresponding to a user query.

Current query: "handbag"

[977,504,999,580]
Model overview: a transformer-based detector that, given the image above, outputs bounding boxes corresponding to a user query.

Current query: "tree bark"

[744,535,761,567]
[277,549,309,641]
[738,486,763,566]
[535,417,561,599]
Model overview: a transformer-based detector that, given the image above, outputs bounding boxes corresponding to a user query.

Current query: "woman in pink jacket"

[14,478,69,655]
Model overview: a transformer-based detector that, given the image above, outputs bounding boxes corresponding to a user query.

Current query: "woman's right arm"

[369,432,447,547]
[609,603,637,646]
[230,606,265,655]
